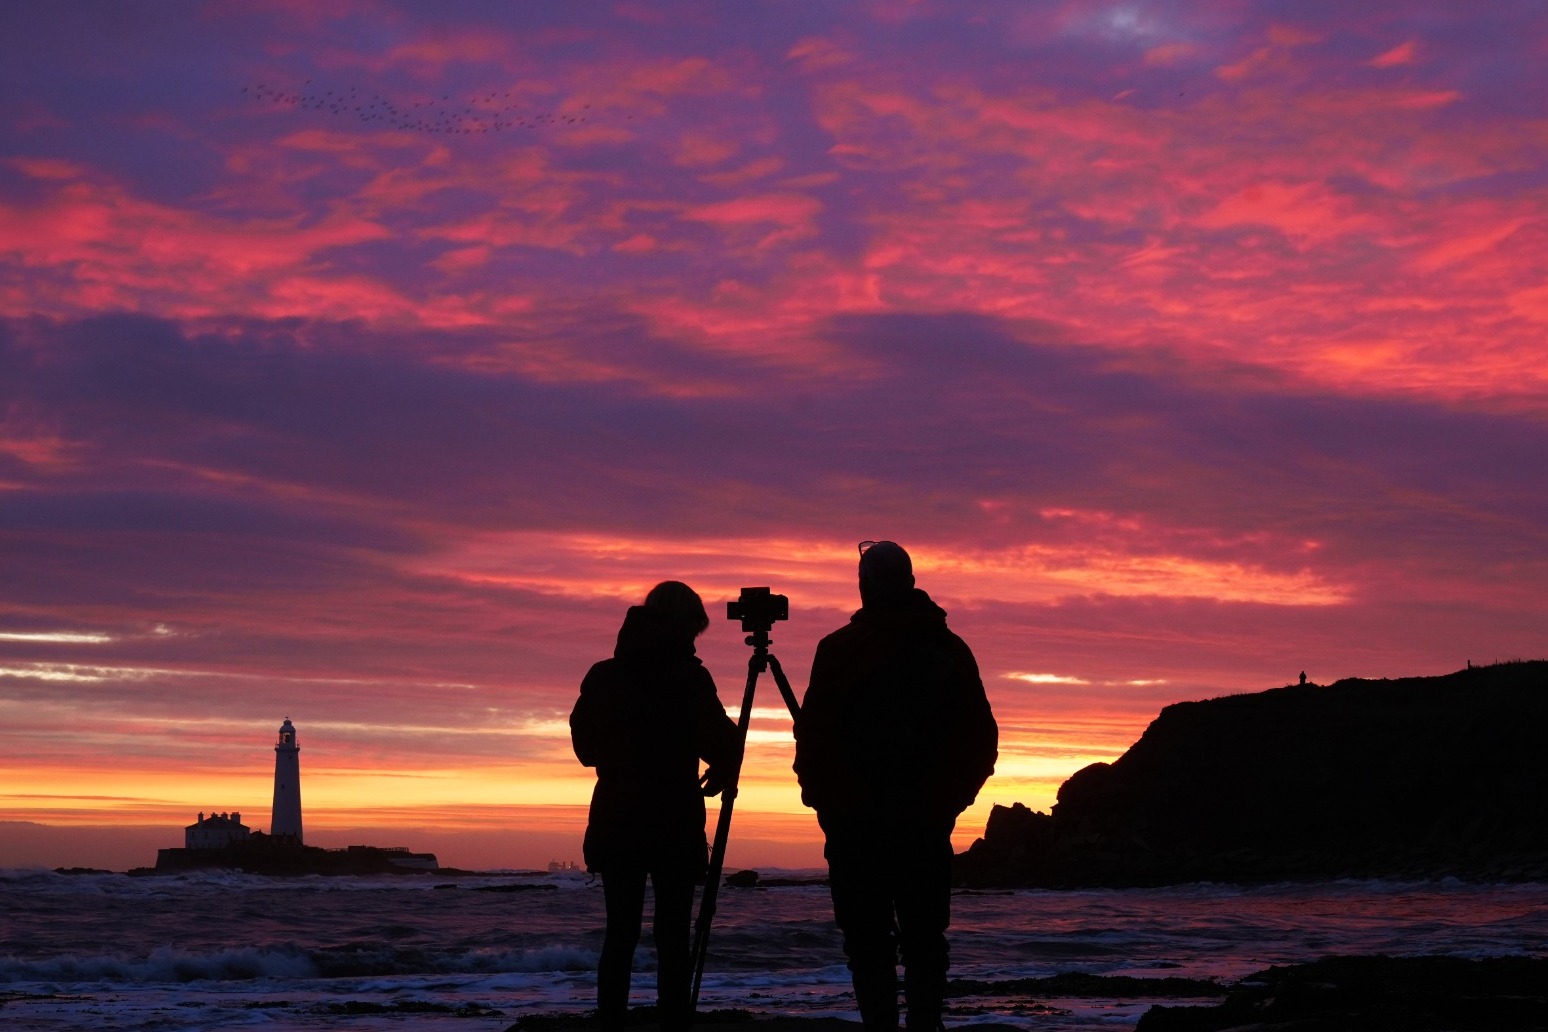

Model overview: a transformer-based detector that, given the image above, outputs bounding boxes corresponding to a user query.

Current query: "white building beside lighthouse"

[184,810,249,849]
[270,717,303,844]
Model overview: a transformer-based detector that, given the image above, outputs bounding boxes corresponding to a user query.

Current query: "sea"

[2,867,1546,1031]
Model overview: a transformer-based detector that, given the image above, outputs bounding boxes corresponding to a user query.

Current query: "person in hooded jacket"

[571,581,740,1032]
[795,542,998,1032]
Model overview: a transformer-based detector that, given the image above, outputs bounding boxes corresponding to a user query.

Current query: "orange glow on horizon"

[1,663,1152,871]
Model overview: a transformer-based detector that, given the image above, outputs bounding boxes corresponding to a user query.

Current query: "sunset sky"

[3,2,1547,873]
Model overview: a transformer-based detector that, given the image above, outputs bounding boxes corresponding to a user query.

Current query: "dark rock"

[149,838,441,876]
[1134,954,1548,1031]
[319,999,502,1017]
[957,661,1548,887]
[724,869,829,888]
[506,1007,760,1032]
[948,972,1224,999]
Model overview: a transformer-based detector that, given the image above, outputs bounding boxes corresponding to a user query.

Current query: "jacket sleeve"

[570,662,608,768]
[793,636,849,815]
[694,668,741,772]
[941,640,997,815]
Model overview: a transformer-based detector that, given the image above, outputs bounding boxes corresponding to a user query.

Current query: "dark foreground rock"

[505,974,1226,1032]
[1136,954,1548,1031]
[726,869,829,888]
[958,661,1548,887]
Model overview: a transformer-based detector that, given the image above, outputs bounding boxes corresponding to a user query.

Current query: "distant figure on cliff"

[795,541,999,1031]
[1299,671,1307,685]
[571,581,739,1032]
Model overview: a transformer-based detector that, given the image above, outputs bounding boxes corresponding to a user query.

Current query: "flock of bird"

[242,81,614,134]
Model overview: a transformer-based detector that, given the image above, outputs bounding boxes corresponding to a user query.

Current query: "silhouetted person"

[795,541,998,1032]
[1299,670,1307,685]
[572,581,739,1032]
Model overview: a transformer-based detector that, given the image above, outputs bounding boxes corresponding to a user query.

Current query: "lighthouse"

[270,717,303,844]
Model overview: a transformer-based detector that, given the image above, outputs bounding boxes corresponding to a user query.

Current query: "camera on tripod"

[726,586,789,633]
[694,584,799,1005]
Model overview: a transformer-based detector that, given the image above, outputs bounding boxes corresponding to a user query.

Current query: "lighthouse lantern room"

[270,717,303,844]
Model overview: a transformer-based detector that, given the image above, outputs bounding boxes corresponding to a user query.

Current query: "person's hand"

[700,765,733,797]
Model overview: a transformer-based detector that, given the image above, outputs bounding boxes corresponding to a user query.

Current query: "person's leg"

[650,868,697,1032]
[894,836,954,1032]
[599,868,648,1031]
[827,839,901,1031]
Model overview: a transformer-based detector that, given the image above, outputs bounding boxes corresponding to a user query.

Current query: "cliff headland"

[958,660,1548,887]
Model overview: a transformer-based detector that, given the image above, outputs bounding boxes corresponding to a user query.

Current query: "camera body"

[726,586,789,633]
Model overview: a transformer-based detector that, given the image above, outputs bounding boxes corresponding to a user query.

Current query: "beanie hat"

[858,540,914,606]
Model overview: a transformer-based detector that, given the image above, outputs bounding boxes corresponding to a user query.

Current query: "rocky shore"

[505,955,1548,1032]
[1136,954,1548,1031]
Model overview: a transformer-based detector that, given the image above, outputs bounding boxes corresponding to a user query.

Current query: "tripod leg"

[690,653,760,1017]
[765,654,801,721]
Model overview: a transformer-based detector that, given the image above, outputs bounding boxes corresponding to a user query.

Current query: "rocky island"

[129,717,442,876]
[143,836,439,876]
[957,660,1548,887]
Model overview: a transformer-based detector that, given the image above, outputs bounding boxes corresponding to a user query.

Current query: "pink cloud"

[682,192,823,247]
[385,31,515,68]
[1411,216,1529,273]
[618,56,737,98]
[1508,282,1548,322]
[0,169,414,321]
[1216,24,1321,83]
[611,233,658,253]
[699,156,787,188]
[1370,39,1419,68]
[786,35,856,72]
[1196,180,1379,243]
[674,132,741,167]
[430,245,492,273]
[1267,24,1322,47]
[1143,41,1201,67]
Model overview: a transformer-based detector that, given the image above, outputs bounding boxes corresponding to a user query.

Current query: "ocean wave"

[308,942,597,978]
[0,867,286,895]
[0,867,120,891]
[0,941,599,986]
[0,943,318,985]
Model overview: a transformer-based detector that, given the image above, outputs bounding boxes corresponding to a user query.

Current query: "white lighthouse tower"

[270,717,303,844]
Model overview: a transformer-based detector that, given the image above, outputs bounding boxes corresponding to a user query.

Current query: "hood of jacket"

[613,604,699,664]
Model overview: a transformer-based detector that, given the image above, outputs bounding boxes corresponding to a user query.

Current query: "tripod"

[689,622,801,1017]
